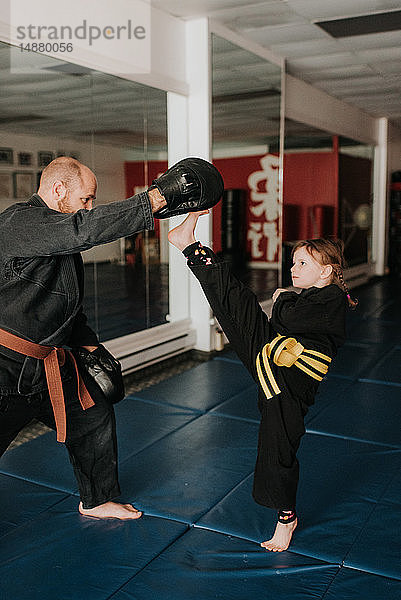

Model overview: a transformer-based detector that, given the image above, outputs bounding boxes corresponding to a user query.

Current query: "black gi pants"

[0,376,120,509]
[190,254,317,511]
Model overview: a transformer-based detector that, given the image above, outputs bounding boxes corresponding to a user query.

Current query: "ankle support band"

[183,242,217,267]
[278,509,297,524]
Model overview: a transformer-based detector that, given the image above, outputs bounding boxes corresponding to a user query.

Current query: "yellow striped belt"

[256,334,332,400]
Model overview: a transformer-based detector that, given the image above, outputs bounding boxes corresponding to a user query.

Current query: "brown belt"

[0,328,95,443]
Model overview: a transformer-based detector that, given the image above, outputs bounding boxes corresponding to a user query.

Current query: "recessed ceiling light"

[316,10,401,38]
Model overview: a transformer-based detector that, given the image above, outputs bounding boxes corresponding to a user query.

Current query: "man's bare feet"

[79,501,142,520]
[168,210,209,251]
[261,518,298,552]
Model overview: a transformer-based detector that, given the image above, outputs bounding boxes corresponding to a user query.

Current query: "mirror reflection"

[282,118,373,283]
[0,42,168,341]
[211,34,282,302]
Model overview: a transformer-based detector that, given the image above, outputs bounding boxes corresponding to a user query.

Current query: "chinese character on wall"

[247,154,280,265]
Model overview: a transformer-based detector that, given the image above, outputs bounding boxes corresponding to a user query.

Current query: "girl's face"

[291,246,331,289]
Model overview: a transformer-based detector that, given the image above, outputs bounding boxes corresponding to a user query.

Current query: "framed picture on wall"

[0,148,13,165]
[56,150,80,161]
[13,172,35,199]
[0,173,12,198]
[18,152,33,166]
[38,151,54,168]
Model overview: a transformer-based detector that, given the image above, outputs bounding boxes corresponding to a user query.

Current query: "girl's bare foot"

[168,210,209,251]
[79,501,142,520]
[261,518,298,552]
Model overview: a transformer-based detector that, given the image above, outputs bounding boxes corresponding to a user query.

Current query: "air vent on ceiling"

[316,9,401,38]
[213,89,280,103]
[0,114,48,124]
[81,129,137,136]
[43,63,93,76]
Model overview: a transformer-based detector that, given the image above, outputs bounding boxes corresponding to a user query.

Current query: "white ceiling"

[153,0,401,130]
[1,1,400,153]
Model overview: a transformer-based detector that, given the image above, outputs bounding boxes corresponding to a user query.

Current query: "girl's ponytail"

[333,265,359,309]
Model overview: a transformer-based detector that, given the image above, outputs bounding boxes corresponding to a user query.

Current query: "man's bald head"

[38,157,95,195]
[38,157,97,213]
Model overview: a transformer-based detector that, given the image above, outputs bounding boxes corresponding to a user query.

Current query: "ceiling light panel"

[316,10,401,38]
[286,0,401,20]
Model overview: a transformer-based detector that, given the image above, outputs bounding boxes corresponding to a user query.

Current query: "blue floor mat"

[0,495,188,600]
[0,431,77,494]
[2,276,401,599]
[381,466,401,504]
[0,397,199,494]
[305,375,354,424]
[118,413,258,524]
[324,567,401,600]
[134,359,255,412]
[209,385,259,422]
[361,346,401,385]
[343,500,401,580]
[346,317,401,345]
[115,397,199,462]
[196,434,401,564]
[329,341,386,379]
[111,527,339,600]
[213,350,241,364]
[306,380,401,447]
[0,473,69,538]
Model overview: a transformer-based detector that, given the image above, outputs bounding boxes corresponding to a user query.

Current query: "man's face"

[58,170,97,213]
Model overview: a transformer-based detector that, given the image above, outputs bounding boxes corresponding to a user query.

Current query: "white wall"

[285,74,378,145]
[0,130,126,262]
[0,2,187,95]
[388,124,401,175]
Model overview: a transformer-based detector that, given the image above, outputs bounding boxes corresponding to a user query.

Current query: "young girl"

[168,211,357,552]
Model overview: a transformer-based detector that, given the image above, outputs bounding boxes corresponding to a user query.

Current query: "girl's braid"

[333,265,358,309]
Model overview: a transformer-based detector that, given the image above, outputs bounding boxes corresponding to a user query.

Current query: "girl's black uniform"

[184,243,347,511]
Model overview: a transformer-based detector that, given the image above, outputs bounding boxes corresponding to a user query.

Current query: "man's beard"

[58,195,73,213]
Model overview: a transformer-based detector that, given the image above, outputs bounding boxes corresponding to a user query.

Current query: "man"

[0,156,223,519]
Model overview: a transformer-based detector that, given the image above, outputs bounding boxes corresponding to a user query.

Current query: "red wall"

[213,155,269,255]
[124,151,340,260]
[283,151,338,240]
[125,160,168,237]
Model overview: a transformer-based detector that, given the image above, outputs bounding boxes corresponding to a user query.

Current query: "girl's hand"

[272,288,287,303]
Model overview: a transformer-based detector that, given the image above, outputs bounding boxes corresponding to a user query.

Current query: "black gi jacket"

[271,285,347,359]
[0,192,153,395]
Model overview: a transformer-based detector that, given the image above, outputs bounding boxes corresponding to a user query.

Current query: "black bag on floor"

[72,344,125,405]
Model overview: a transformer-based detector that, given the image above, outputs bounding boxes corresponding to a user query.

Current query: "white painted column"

[185,18,214,351]
[167,18,215,351]
[167,92,190,322]
[372,118,388,276]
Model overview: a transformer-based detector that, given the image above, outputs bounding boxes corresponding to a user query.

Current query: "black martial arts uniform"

[0,192,154,508]
[184,242,347,511]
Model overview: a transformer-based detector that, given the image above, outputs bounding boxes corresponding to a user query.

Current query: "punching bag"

[221,189,247,266]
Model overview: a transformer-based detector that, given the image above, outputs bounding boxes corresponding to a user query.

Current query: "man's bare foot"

[79,501,142,520]
[261,518,297,552]
[168,210,209,251]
